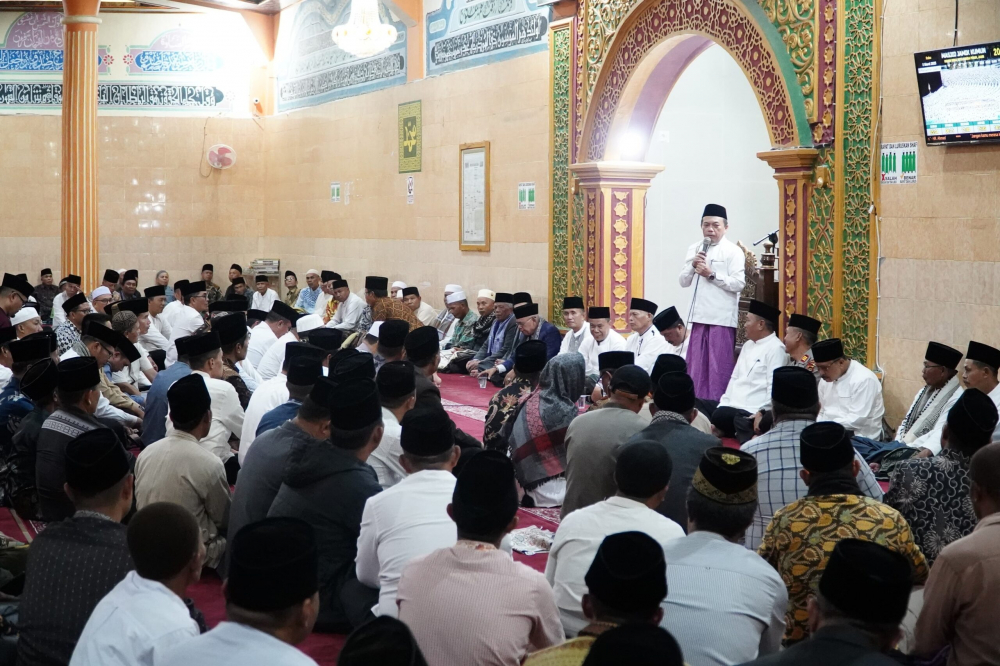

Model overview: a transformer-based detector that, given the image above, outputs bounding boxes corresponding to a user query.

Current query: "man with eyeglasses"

[0,273,34,331]
[166,281,210,367]
[55,294,94,356]
[887,342,964,457]
[52,275,83,327]
[90,287,115,315]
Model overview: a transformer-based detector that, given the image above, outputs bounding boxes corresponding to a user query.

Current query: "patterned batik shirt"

[758,493,928,645]
[448,310,480,350]
[205,282,224,304]
[54,321,81,356]
[883,447,977,566]
[222,359,252,411]
[483,376,534,452]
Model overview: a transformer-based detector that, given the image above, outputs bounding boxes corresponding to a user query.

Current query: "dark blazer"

[500,320,562,369]
[625,416,720,528]
[740,625,904,666]
[473,315,517,369]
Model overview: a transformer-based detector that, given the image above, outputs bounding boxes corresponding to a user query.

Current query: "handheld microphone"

[700,237,711,255]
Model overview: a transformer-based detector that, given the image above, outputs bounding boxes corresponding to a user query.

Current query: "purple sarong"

[688,323,736,401]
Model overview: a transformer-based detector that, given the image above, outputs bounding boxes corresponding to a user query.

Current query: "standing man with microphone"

[678,204,746,402]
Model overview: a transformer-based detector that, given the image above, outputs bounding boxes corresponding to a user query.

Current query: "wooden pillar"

[756,148,820,323]
[569,161,664,332]
[61,0,101,290]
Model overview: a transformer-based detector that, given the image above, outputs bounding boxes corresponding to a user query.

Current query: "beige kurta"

[135,430,232,569]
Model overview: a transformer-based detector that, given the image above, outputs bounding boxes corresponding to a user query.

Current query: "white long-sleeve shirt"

[52,292,68,326]
[165,305,205,367]
[578,329,627,377]
[238,374,288,464]
[356,469,458,618]
[817,360,885,439]
[250,288,277,313]
[558,325,593,356]
[140,313,171,352]
[245,323,278,369]
[161,300,185,329]
[623,325,668,374]
[328,292,365,330]
[367,408,406,488]
[678,236,746,327]
[665,333,689,359]
[156,622,318,666]
[254,331,297,382]
[165,370,244,463]
[69,571,199,666]
[414,301,438,326]
[719,333,788,412]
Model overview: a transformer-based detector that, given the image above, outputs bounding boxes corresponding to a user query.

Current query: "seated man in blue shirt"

[487,303,561,387]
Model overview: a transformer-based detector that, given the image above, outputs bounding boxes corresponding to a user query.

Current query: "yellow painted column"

[61,0,101,290]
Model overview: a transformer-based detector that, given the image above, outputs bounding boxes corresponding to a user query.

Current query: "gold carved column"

[568,161,664,332]
[61,0,101,289]
[757,148,820,322]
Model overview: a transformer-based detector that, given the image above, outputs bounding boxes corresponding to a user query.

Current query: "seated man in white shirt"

[558,296,592,356]
[546,440,684,636]
[157,517,321,666]
[139,286,171,353]
[893,342,964,456]
[245,301,300,370]
[578,306,627,379]
[660,448,787,666]
[623,298,668,374]
[813,337,886,443]
[719,300,788,414]
[161,280,187,329]
[402,287,438,326]
[368,360,417,488]
[250,275,278,312]
[356,407,460,619]
[70,503,203,666]
[165,281,209,367]
[328,278,366,331]
[653,306,689,359]
[255,313,323,382]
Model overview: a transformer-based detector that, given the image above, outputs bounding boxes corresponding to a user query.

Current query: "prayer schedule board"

[915,40,1000,145]
[459,142,490,252]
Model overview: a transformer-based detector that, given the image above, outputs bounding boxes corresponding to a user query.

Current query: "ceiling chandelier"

[332,0,398,59]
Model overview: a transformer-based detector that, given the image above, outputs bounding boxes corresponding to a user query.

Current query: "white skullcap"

[368,321,383,338]
[444,284,462,294]
[295,314,324,333]
[91,286,111,299]
[391,281,407,289]
[305,268,320,277]
[11,306,40,326]
[446,291,467,304]
[477,289,495,300]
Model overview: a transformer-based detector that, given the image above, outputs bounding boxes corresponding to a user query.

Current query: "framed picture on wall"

[459,141,490,252]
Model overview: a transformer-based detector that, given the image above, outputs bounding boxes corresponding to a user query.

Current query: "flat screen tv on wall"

[915,41,1000,145]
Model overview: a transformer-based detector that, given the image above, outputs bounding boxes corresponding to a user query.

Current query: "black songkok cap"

[302,328,342,351]
[653,372,695,413]
[270,301,301,325]
[584,531,667,612]
[582,624,684,666]
[287,357,322,386]
[285,270,295,278]
[65,428,130,494]
[329,378,382,431]
[709,406,741,438]
[946,388,998,449]
[818,539,914,625]
[812,338,845,363]
[173,279,190,293]
[321,270,340,283]
[21,358,57,402]
[143,285,167,298]
[377,361,416,399]
[610,364,651,397]
[650,353,687,386]
[452,450,518,536]
[562,296,584,310]
[58,357,101,391]
[404,326,439,362]
[331,279,349,290]
[227,517,318,612]
[400,407,455,456]
[2,273,33,299]
[512,292,532,305]
[598,350,634,372]
[337,616,427,666]
[231,277,246,287]
[616,440,672,497]
[365,276,389,291]
[629,297,657,315]
[748,299,780,326]
[202,264,214,272]
[513,303,538,318]
[117,299,148,316]
[103,269,120,284]
[246,309,267,324]
[181,281,206,297]
[926,341,962,370]
[214,313,248,346]
[771,366,819,408]
[703,203,727,220]
[788,313,821,335]
[692,447,758,504]
[800,421,854,472]
[967,341,1000,371]
[65,274,82,286]
[331,353,376,383]
[0,327,15,347]
[122,270,138,283]
[230,264,242,273]
[379,319,409,348]
[40,268,52,276]
[588,306,610,319]
[653,306,682,331]
[8,336,52,365]
[62,292,89,314]
[255,274,270,284]
[401,286,419,297]
[185,331,222,358]
[208,300,242,314]
[84,320,123,348]
[308,377,337,409]
[285,342,327,366]
[24,330,56,354]
[514,340,548,374]
[173,335,194,359]
[494,292,514,305]
[168,374,211,424]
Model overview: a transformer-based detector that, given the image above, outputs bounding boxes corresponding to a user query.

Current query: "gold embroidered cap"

[691,446,758,505]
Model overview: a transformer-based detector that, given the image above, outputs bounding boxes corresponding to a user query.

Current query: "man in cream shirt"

[719,300,788,413]
[813,337,885,440]
[558,296,592,356]
[577,306,626,378]
[623,297,667,374]
[653,306,689,359]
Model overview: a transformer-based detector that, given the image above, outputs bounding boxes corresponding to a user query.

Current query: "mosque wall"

[878,0,1000,424]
